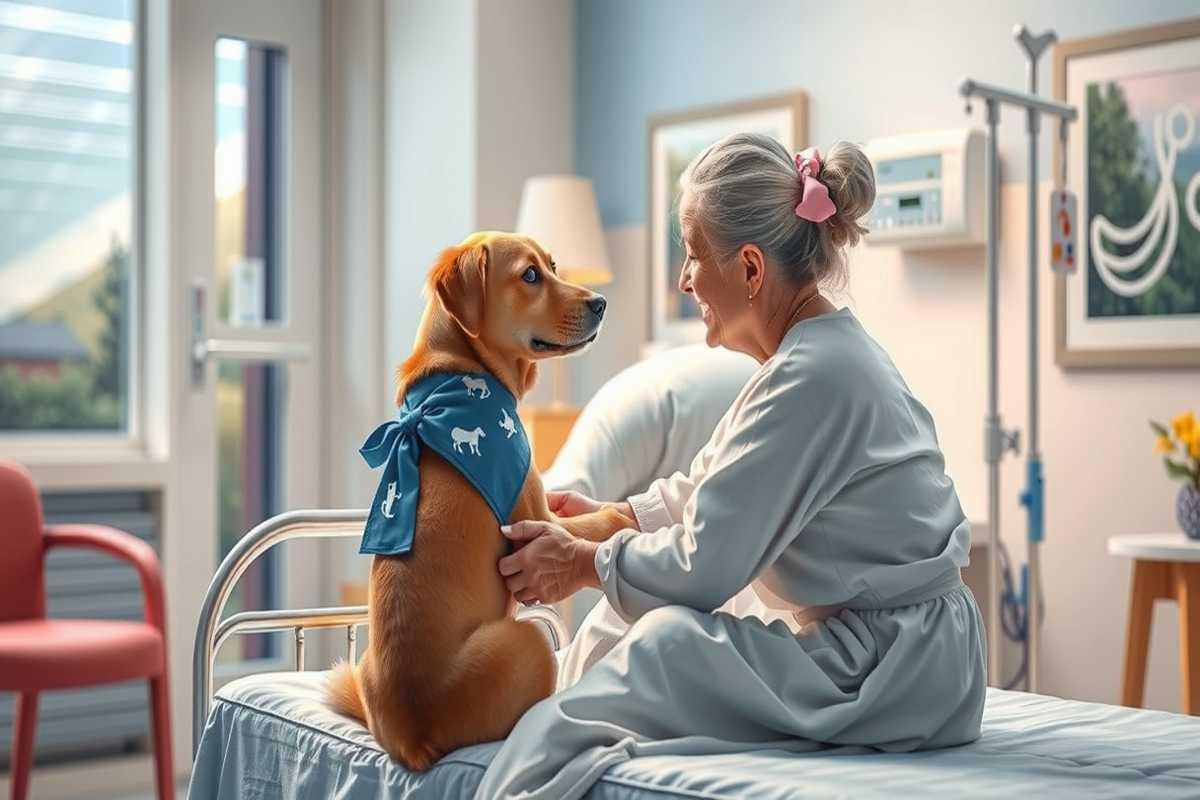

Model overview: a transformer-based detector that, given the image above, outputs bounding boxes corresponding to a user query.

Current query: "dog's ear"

[432,243,487,338]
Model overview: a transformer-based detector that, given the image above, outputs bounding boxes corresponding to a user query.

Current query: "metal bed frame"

[192,508,571,755]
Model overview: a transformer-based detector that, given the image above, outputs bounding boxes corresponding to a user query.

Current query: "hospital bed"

[190,346,1200,797]
[188,511,1200,798]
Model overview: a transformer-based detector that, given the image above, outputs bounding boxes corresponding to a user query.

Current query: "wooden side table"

[519,405,581,472]
[1108,533,1200,715]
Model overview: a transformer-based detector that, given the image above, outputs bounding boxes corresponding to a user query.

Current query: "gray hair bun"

[821,141,876,250]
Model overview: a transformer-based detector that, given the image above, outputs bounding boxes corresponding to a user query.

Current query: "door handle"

[191,280,310,387]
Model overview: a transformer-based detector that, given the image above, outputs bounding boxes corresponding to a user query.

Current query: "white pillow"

[543,344,758,502]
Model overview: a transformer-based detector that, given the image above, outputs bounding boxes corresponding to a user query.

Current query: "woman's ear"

[740,244,765,299]
[432,243,488,337]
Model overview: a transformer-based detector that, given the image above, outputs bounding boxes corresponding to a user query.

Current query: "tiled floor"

[93,783,190,800]
[1,756,189,800]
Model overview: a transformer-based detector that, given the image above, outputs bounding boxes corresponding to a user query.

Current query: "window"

[216,36,288,662]
[0,1,137,433]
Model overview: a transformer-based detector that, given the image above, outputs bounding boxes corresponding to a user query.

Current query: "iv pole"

[1014,24,1056,694]
[960,29,1077,691]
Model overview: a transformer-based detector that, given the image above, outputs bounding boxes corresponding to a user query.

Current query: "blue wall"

[576,0,1200,227]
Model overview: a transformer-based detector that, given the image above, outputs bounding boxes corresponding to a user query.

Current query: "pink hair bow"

[794,147,836,223]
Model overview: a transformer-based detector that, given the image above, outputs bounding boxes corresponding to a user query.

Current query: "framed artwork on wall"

[1054,18,1200,368]
[647,93,808,345]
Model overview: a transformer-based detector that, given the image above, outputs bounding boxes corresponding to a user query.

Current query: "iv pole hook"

[1014,25,1056,69]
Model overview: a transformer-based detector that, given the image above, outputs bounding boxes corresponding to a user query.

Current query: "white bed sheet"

[189,670,1200,799]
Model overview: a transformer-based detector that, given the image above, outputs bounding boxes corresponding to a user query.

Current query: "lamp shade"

[515,175,612,287]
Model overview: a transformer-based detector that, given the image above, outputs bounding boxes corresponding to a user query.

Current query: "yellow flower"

[1174,411,1196,441]
[1156,435,1175,454]
[1190,430,1200,459]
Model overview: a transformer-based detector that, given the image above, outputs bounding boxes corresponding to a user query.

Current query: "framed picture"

[647,93,808,344]
[1054,19,1200,368]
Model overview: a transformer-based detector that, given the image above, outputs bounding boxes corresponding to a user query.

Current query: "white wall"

[324,0,390,608]
[327,0,387,508]
[384,0,478,374]
[475,0,575,231]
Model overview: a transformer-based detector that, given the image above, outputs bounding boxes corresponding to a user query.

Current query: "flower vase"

[1179,485,1200,540]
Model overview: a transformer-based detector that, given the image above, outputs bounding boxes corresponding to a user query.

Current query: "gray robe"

[476,308,987,799]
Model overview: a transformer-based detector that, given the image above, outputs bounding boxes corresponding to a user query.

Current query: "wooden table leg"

[1121,560,1169,708]
[1175,563,1200,715]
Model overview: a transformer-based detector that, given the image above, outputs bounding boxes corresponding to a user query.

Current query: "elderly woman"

[480,133,986,799]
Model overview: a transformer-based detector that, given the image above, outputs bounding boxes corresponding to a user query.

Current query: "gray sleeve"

[595,363,842,621]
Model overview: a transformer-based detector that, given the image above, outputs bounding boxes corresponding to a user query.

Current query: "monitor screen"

[877,154,942,185]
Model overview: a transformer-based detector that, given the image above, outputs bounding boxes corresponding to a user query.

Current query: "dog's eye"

[521,266,539,284]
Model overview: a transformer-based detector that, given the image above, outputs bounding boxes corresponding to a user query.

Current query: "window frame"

[1,0,151,477]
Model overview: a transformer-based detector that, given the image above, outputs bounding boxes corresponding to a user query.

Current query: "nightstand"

[1108,533,1200,715]
[519,405,580,471]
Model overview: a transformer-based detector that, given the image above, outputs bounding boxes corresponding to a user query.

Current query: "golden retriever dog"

[326,231,634,769]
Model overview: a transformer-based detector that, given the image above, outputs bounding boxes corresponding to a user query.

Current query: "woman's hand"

[547,490,605,517]
[498,521,601,605]
[548,490,636,526]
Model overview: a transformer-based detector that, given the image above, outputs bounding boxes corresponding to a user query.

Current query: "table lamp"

[515,175,612,468]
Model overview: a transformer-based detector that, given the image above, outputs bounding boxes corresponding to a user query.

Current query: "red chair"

[0,461,173,800]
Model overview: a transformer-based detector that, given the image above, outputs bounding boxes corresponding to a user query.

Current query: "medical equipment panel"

[866,129,987,249]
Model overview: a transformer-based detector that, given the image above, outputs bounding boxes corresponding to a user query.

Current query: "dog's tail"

[325,659,368,724]
[325,657,441,770]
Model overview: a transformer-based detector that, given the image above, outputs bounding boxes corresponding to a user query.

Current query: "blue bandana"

[358,372,531,555]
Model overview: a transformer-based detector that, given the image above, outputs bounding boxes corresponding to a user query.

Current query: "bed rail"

[192,508,571,755]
